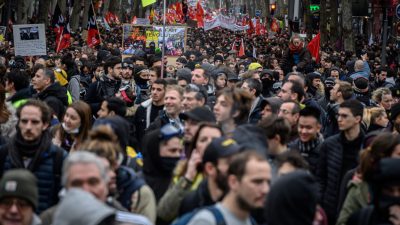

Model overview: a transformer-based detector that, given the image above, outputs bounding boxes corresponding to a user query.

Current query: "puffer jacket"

[1,144,67,213]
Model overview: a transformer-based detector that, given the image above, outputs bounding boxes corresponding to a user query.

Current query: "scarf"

[297,134,323,157]
[8,130,52,171]
[289,42,304,53]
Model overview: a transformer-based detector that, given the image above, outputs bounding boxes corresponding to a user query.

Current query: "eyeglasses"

[159,124,182,141]
[0,198,31,210]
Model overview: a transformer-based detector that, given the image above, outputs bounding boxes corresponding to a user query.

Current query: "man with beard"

[85,56,122,114]
[178,137,242,216]
[0,100,67,213]
[117,60,136,107]
[185,151,271,225]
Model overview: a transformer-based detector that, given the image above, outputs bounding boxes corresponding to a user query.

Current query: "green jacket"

[336,180,369,225]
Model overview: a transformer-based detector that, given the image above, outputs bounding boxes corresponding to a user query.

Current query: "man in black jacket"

[85,56,122,114]
[317,99,365,225]
[32,66,69,122]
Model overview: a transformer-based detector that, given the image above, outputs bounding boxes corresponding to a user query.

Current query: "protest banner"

[123,24,186,56]
[204,15,249,31]
[13,24,46,56]
[153,26,186,56]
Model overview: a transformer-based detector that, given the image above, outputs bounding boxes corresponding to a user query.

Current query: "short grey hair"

[62,151,109,186]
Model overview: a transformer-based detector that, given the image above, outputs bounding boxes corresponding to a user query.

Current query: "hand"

[184,150,202,181]
[292,66,297,72]
[389,205,400,225]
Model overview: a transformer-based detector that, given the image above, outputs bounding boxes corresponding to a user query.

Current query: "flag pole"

[160,0,166,78]
[91,0,103,45]
[56,25,64,53]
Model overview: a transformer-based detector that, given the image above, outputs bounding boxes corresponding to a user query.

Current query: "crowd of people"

[0,24,398,225]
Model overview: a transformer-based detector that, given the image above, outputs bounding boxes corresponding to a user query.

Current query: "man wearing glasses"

[0,169,41,225]
[317,99,365,225]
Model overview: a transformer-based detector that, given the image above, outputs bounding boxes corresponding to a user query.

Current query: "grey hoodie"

[53,189,115,225]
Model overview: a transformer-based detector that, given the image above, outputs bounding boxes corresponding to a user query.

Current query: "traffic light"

[270,3,276,15]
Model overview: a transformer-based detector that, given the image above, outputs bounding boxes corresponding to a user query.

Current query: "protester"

[1,11,400,225]
[0,169,41,225]
[0,100,67,213]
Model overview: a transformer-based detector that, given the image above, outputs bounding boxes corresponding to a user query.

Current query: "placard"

[13,24,46,56]
[123,24,186,56]
[153,26,186,56]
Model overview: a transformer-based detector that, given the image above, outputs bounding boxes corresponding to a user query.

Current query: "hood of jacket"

[53,189,115,225]
[37,82,69,106]
[265,170,319,225]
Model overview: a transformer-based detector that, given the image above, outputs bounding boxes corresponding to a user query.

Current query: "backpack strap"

[206,206,226,225]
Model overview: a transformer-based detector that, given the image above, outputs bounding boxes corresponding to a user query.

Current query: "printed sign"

[13,24,46,56]
[123,24,186,56]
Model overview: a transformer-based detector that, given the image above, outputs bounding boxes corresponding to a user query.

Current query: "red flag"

[176,2,184,23]
[255,18,261,35]
[52,4,64,36]
[196,1,204,28]
[56,24,71,53]
[247,18,254,35]
[260,24,266,35]
[307,33,321,63]
[188,7,196,20]
[87,2,101,48]
[231,40,237,52]
[238,39,245,57]
[271,19,279,32]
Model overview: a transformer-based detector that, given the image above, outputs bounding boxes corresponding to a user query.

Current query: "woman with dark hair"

[52,100,92,151]
[156,123,222,223]
[337,132,400,225]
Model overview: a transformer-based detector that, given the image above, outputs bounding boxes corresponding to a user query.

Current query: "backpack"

[116,166,146,211]
[171,205,258,225]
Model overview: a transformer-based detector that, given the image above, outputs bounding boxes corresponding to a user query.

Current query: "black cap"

[202,137,242,164]
[181,106,216,122]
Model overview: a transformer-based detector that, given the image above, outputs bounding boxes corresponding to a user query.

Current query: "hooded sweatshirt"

[53,189,116,225]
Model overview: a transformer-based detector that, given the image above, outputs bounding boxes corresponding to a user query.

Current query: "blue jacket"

[1,144,67,213]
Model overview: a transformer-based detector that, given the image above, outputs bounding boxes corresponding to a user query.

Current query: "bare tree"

[70,0,81,32]
[38,0,51,25]
[319,0,328,45]
[17,0,29,24]
[276,0,283,18]
[303,0,313,39]
[329,0,338,47]
[81,0,91,29]
[342,0,354,51]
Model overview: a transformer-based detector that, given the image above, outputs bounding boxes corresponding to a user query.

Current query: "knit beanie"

[0,169,38,209]
[353,77,369,93]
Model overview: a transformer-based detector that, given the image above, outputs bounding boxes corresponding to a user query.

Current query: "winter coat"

[336,180,369,225]
[281,47,311,74]
[36,82,69,120]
